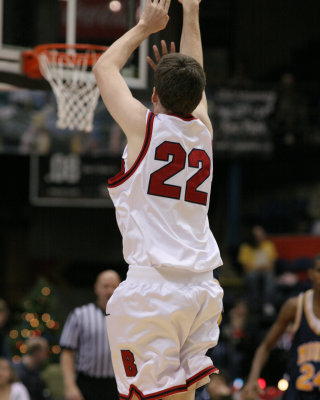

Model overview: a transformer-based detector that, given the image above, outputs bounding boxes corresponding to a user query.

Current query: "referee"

[60,270,121,400]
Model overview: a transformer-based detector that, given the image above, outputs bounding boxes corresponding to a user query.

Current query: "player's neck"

[313,289,320,317]
[153,103,169,115]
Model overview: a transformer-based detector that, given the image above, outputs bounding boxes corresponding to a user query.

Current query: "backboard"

[0,0,147,89]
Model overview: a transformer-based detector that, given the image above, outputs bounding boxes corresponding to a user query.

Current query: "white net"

[38,48,103,132]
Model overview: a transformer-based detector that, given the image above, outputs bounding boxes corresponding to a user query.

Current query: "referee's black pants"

[76,372,119,400]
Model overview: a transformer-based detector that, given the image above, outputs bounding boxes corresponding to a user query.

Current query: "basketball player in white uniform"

[93,1,223,399]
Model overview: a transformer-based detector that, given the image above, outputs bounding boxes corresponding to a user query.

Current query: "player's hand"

[146,40,176,70]
[139,0,171,35]
[65,384,85,400]
[241,381,263,400]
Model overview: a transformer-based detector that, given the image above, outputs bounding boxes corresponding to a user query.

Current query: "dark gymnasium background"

[0,0,319,398]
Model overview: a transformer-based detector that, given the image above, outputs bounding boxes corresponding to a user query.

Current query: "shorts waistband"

[127,266,215,284]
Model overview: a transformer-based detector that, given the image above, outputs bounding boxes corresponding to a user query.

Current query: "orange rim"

[34,43,108,66]
[23,43,108,79]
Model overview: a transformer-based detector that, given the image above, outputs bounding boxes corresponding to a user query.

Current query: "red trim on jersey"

[118,365,218,400]
[168,113,197,121]
[186,365,219,386]
[108,112,155,188]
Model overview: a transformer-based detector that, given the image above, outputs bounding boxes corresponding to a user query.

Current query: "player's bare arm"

[178,0,212,135]
[241,297,298,400]
[93,0,171,167]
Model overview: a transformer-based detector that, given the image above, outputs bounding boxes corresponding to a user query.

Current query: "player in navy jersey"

[94,0,224,399]
[242,254,320,400]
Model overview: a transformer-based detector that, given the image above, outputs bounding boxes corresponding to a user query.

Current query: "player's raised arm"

[178,0,212,134]
[93,0,171,141]
[179,0,203,66]
[241,297,297,400]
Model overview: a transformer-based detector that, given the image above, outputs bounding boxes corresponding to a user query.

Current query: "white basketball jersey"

[108,110,222,272]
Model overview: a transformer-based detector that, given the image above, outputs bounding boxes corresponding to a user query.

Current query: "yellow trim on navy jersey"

[304,289,320,336]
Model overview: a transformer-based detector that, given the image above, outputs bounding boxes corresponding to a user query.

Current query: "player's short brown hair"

[154,54,206,116]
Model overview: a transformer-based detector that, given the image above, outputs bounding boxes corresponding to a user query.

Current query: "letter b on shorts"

[121,350,138,377]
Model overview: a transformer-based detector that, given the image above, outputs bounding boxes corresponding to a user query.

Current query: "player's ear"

[151,87,158,104]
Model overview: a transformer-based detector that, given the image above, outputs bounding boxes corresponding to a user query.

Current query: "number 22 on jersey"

[147,141,211,206]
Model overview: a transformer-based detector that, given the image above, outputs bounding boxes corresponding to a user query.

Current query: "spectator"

[209,299,257,382]
[0,357,30,400]
[238,226,277,315]
[274,72,307,146]
[15,337,52,400]
[60,270,121,400]
[0,299,10,359]
[222,301,251,378]
[228,63,252,88]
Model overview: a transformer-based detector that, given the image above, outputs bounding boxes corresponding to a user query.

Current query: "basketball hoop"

[24,43,107,132]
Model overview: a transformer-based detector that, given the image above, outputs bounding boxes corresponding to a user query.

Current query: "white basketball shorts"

[106,266,223,400]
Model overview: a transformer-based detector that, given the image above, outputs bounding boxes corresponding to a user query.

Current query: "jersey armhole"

[108,111,155,188]
[292,293,304,334]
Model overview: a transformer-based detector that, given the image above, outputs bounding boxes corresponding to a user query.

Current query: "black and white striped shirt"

[60,303,114,378]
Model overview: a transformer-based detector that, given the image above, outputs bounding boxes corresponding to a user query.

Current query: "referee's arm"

[61,349,84,400]
[60,311,84,400]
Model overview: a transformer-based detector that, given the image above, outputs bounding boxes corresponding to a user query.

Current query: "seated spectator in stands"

[210,300,256,382]
[274,72,307,146]
[15,337,52,400]
[238,226,277,315]
[0,357,30,400]
[0,299,10,359]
